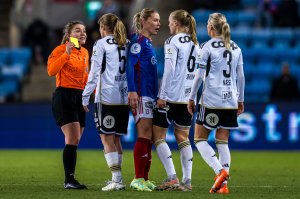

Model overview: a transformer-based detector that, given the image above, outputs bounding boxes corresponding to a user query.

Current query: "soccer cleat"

[64,179,87,189]
[156,178,180,191]
[130,178,152,191]
[178,180,192,191]
[144,180,156,190]
[101,181,126,191]
[210,169,229,193]
[217,183,229,194]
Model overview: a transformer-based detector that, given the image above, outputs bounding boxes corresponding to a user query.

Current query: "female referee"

[47,20,89,189]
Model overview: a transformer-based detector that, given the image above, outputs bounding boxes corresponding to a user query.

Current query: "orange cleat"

[217,183,229,194]
[209,169,229,193]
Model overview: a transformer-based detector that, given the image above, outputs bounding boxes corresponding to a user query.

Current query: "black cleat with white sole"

[64,180,87,189]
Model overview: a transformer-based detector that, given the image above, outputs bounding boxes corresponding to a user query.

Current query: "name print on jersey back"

[159,33,199,103]
[199,38,243,108]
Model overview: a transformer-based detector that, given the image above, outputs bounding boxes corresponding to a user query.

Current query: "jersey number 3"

[223,50,232,78]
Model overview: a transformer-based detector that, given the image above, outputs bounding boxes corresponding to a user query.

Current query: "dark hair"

[61,20,86,44]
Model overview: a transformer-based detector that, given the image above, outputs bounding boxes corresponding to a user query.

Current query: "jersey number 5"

[118,47,126,74]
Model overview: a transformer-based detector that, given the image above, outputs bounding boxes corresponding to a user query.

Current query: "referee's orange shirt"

[47,44,89,90]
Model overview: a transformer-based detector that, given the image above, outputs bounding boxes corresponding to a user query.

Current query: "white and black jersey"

[158,33,200,103]
[197,38,245,109]
[82,35,128,105]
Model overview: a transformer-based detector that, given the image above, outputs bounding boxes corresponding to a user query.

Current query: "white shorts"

[131,96,154,123]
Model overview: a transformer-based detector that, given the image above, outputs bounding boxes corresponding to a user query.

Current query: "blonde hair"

[133,8,158,33]
[61,20,85,44]
[170,9,198,45]
[208,13,231,49]
[98,13,127,46]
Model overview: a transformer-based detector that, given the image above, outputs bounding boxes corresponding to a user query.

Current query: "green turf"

[0,150,299,199]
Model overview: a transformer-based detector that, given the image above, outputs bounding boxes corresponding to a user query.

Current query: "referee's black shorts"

[52,87,86,127]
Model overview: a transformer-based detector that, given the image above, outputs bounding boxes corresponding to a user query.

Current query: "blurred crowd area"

[0,0,300,103]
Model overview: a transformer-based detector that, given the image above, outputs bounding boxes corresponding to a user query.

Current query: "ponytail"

[113,19,127,46]
[133,12,142,33]
[222,22,231,50]
[99,13,127,46]
[187,14,198,45]
[208,13,231,50]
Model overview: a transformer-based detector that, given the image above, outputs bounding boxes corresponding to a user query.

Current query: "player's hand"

[187,100,195,116]
[237,102,244,116]
[83,105,89,112]
[128,92,139,110]
[156,98,166,108]
[65,41,74,55]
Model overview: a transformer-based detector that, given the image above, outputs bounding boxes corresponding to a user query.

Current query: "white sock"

[118,153,123,167]
[195,140,223,175]
[216,140,230,184]
[178,140,193,181]
[155,139,176,178]
[104,152,122,183]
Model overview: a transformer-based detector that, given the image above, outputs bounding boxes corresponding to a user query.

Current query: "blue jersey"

[126,34,158,99]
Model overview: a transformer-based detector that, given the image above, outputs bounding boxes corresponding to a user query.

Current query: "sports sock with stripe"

[155,139,176,179]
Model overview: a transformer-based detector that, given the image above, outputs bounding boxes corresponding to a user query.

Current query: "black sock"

[63,144,78,182]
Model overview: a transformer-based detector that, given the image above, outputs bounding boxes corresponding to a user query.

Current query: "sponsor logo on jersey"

[151,56,157,65]
[222,91,233,101]
[146,39,152,46]
[145,101,153,108]
[184,87,192,97]
[106,38,117,45]
[206,113,219,126]
[103,115,115,129]
[130,43,141,54]
[92,50,97,56]
[179,36,191,43]
[119,87,128,97]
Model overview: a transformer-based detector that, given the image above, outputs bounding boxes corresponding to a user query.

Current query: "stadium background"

[0,0,299,150]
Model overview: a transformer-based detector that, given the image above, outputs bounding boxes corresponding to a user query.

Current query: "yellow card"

[70,37,79,48]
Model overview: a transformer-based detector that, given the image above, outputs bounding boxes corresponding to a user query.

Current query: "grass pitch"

[0,150,299,199]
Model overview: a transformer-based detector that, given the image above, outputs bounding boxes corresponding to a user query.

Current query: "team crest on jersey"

[130,43,141,54]
[103,115,115,129]
[151,56,157,65]
[205,113,219,126]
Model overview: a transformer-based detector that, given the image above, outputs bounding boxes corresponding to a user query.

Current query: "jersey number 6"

[187,45,196,73]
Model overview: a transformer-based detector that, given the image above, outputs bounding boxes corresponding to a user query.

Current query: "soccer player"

[126,8,160,192]
[187,13,245,194]
[47,20,89,189]
[153,9,198,191]
[82,13,129,191]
